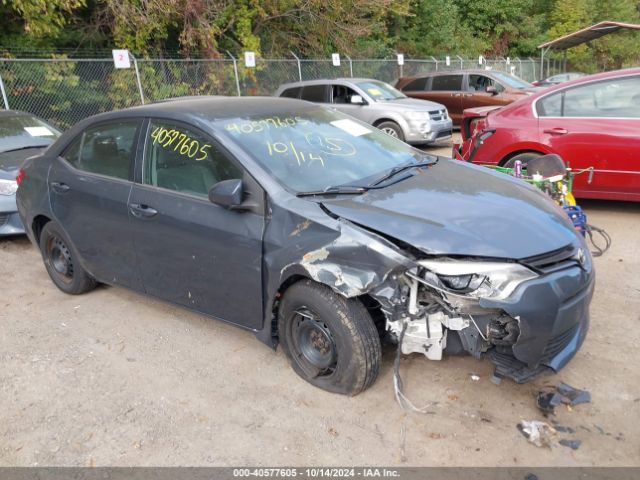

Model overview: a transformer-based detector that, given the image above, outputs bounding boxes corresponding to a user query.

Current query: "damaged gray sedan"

[16,97,594,395]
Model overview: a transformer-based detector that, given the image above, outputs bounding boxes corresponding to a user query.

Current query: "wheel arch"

[269,273,385,342]
[373,117,400,128]
[32,214,52,244]
[499,148,547,166]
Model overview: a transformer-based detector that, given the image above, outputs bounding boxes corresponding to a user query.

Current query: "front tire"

[39,222,97,295]
[377,121,405,142]
[278,280,381,395]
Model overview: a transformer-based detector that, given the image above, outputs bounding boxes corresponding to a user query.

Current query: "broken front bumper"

[480,264,595,383]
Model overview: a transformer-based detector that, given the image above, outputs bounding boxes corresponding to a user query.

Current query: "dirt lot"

[1,138,639,467]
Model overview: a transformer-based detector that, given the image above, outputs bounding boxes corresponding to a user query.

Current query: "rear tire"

[377,121,405,142]
[503,152,542,169]
[278,280,381,395]
[39,222,97,295]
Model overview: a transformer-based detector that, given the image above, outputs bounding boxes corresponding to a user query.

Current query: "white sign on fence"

[112,50,130,69]
[244,51,256,68]
[446,56,451,66]
[332,53,341,66]
[397,54,404,65]
[478,55,484,65]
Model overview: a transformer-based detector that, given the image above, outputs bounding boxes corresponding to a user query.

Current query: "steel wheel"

[290,307,338,377]
[46,235,74,284]
[38,221,97,295]
[278,280,381,395]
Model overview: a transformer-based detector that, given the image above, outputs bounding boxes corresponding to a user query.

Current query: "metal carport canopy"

[538,20,640,51]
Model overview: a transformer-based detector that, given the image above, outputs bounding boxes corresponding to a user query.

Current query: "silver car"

[0,110,61,235]
[274,78,452,145]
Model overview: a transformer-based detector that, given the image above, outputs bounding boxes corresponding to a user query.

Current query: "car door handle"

[50,182,70,194]
[129,203,158,218]
[543,127,568,135]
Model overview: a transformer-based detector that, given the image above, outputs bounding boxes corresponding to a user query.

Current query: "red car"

[456,68,640,202]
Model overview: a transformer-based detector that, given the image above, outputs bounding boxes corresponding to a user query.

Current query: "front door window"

[144,120,242,198]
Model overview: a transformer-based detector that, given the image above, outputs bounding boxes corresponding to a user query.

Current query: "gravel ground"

[1,138,639,466]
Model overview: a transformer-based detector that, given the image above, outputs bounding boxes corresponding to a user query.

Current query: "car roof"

[277,78,382,88]
[400,69,506,79]
[530,67,640,99]
[80,96,315,124]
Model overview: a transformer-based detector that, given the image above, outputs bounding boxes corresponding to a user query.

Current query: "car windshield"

[0,114,61,153]
[356,81,406,101]
[216,106,432,193]
[490,72,533,89]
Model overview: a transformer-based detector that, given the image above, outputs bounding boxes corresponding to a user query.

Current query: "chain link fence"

[0,55,548,129]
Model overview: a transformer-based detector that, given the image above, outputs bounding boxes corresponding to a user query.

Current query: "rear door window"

[300,85,329,103]
[61,121,140,180]
[431,75,463,91]
[143,120,242,198]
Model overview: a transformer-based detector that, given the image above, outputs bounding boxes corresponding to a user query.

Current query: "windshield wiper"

[1,145,49,154]
[369,158,437,187]
[296,185,369,197]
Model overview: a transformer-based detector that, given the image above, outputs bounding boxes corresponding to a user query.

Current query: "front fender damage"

[292,221,413,298]
[256,201,414,347]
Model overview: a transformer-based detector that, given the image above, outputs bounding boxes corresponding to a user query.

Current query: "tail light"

[16,168,26,185]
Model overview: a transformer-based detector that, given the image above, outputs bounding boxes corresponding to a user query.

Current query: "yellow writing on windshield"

[225,116,310,134]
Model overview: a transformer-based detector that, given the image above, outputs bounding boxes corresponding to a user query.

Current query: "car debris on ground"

[517,421,557,448]
[536,382,591,415]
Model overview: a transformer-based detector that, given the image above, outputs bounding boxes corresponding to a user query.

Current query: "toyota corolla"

[16,97,594,395]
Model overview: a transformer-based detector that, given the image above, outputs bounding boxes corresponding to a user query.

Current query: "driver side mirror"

[486,86,498,95]
[209,178,243,208]
[350,94,366,105]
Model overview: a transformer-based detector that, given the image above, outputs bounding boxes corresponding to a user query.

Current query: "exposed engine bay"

[367,250,592,384]
[380,264,521,366]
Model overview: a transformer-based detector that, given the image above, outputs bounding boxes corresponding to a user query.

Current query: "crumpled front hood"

[321,159,579,260]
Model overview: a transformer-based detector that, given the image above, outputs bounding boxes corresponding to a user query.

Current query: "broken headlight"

[419,260,538,300]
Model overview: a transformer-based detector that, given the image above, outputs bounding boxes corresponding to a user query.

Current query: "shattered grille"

[429,109,447,121]
[522,244,579,274]
[541,323,579,364]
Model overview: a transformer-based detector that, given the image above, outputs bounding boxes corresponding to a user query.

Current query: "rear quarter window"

[537,92,562,117]
[280,87,301,98]
[400,77,427,91]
